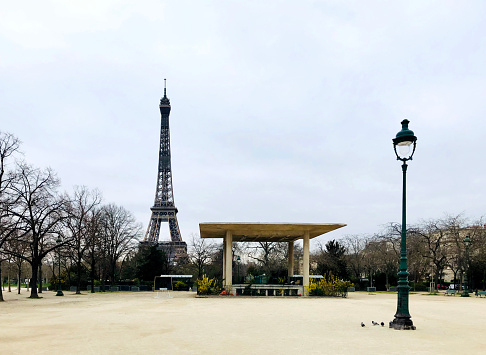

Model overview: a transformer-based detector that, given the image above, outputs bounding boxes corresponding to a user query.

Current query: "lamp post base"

[56,290,64,296]
[389,316,416,330]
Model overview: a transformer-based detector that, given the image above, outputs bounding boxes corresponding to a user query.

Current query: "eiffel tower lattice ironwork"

[143,80,186,258]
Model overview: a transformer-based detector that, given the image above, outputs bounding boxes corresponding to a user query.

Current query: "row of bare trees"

[0,131,141,300]
[313,215,486,290]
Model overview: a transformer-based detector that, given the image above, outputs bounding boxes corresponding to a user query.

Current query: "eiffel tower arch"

[142,80,187,260]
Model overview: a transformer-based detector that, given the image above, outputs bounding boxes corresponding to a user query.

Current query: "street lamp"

[55,236,64,296]
[236,256,241,284]
[390,119,417,330]
[461,235,472,297]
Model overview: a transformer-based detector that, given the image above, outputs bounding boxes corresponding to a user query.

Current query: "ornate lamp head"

[393,119,417,161]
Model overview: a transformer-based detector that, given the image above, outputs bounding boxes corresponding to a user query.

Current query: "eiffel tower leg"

[144,213,162,244]
[168,216,182,242]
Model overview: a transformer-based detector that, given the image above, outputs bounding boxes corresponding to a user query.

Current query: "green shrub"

[173,281,187,291]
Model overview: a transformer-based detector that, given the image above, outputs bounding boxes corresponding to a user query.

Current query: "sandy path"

[1,289,485,354]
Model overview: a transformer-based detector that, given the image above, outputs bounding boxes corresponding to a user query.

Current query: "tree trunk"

[29,261,39,298]
[198,262,203,278]
[76,259,82,294]
[111,260,116,286]
[52,259,56,291]
[66,261,72,287]
[0,261,4,301]
[17,266,21,294]
[7,262,11,292]
[38,261,43,294]
[90,255,95,293]
[100,262,105,292]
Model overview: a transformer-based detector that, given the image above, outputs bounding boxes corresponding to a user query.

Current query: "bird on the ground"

[372,321,379,326]
[361,322,365,327]
[381,322,384,327]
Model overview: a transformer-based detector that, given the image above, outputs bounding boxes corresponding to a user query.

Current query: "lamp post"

[236,256,241,284]
[55,236,64,296]
[461,235,472,297]
[390,119,417,330]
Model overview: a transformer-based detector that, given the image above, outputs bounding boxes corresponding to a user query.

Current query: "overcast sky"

[1,1,485,248]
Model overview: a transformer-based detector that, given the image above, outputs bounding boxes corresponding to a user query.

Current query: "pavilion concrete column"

[288,241,294,278]
[224,230,233,289]
[222,238,226,281]
[303,231,310,296]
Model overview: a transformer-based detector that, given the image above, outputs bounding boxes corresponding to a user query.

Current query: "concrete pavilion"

[199,222,346,295]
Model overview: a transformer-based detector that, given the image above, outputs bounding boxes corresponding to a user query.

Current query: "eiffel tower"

[142,80,187,260]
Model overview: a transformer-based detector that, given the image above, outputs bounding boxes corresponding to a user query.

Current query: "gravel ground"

[1,289,485,354]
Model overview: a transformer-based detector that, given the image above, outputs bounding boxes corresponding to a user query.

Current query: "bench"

[155,288,172,298]
[445,290,456,296]
[476,291,486,297]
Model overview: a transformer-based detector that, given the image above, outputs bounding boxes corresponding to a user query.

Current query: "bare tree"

[6,164,68,298]
[65,186,102,293]
[85,208,103,292]
[188,234,215,278]
[341,235,367,281]
[4,236,29,294]
[372,236,399,290]
[406,231,429,288]
[469,219,486,290]
[99,204,141,285]
[246,242,287,280]
[85,208,104,293]
[410,218,453,288]
[441,214,468,287]
[0,132,21,301]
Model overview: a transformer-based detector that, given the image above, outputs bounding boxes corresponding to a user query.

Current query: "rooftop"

[199,222,346,242]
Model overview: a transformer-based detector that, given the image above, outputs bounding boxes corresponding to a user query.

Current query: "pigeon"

[381,322,384,327]
[372,321,379,326]
[361,322,365,327]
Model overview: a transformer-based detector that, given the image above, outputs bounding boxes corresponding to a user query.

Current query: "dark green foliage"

[135,245,169,281]
[173,280,187,290]
[410,281,428,292]
[315,240,348,280]
[373,271,398,291]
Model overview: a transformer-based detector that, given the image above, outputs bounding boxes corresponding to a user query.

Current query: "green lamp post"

[55,236,64,296]
[237,255,241,284]
[390,119,417,330]
[461,235,472,297]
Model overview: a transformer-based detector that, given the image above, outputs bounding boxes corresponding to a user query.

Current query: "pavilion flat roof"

[199,222,346,242]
